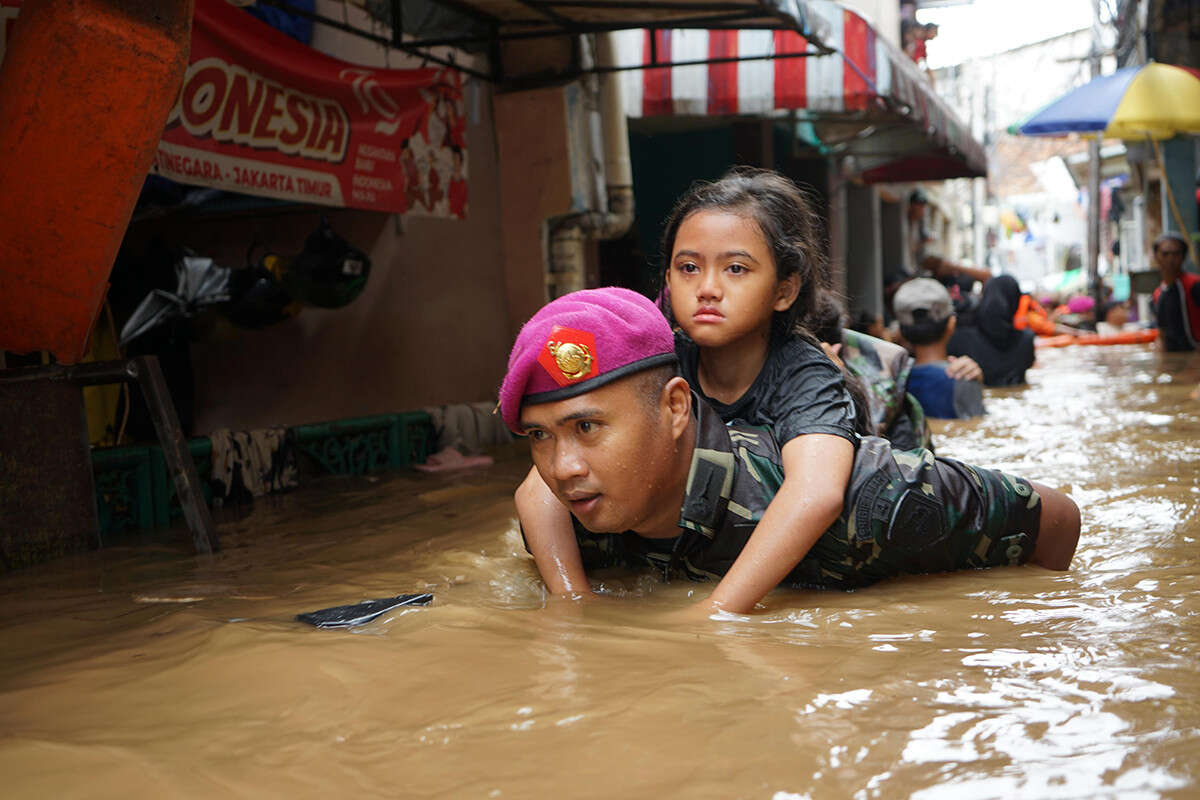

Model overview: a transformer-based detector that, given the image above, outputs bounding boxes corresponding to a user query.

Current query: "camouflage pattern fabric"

[571,396,1040,591]
[840,329,933,451]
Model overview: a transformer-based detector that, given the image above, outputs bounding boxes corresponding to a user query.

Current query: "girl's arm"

[515,466,592,595]
[703,433,854,614]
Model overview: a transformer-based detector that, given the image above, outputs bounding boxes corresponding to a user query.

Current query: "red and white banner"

[610,0,983,179]
[1,0,468,217]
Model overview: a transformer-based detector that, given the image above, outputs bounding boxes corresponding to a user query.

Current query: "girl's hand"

[704,433,854,614]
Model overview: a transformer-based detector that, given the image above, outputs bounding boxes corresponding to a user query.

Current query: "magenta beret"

[498,287,677,434]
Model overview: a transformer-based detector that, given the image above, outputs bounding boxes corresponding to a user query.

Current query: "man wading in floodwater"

[1151,232,1200,352]
[499,288,1081,615]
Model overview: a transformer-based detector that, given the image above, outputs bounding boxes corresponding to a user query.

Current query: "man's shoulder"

[1184,271,1200,299]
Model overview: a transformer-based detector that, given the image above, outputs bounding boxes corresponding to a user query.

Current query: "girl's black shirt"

[675,331,859,447]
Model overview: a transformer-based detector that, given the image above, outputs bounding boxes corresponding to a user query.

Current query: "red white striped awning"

[612,1,986,181]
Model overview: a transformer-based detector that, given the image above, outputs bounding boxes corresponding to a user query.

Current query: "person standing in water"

[894,278,985,420]
[947,275,1036,387]
[1150,232,1200,352]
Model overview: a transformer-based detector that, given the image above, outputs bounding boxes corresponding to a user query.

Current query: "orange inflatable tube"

[1035,334,1077,348]
[1014,295,1058,337]
[1073,329,1159,346]
[0,0,193,363]
[1035,330,1159,347]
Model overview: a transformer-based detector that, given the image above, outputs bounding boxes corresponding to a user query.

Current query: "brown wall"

[125,86,511,434]
[494,86,573,339]
[119,15,583,435]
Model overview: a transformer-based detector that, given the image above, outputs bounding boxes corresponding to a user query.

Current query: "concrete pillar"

[494,87,573,338]
[845,183,883,317]
[826,160,848,297]
[880,199,904,283]
[0,379,97,571]
[1160,136,1198,271]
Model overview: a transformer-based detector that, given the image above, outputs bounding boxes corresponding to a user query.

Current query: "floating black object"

[296,594,433,628]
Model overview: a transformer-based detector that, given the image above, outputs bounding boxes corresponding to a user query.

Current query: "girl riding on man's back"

[515,168,1078,615]
[655,169,861,613]
[517,167,862,613]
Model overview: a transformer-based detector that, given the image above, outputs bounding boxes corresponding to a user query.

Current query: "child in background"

[850,308,892,342]
[894,278,985,420]
[807,290,875,440]
[1096,300,1139,337]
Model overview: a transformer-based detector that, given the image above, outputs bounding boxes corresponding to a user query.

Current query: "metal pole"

[1088,0,1104,313]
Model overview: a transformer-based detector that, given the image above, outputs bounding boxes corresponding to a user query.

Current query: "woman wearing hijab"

[946,275,1036,386]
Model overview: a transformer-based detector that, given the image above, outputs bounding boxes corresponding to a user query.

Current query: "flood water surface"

[1,346,1198,799]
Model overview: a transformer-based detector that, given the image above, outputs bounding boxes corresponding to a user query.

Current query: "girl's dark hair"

[843,371,875,438]
[810,287,849,346]
[658,167,830,339]
[810,288,873,436]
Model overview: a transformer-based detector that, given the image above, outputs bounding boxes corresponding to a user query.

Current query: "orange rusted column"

[0,0,193,363]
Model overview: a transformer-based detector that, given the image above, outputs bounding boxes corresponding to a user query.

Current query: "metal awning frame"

[254,0,833,84]
[250,0,982,178]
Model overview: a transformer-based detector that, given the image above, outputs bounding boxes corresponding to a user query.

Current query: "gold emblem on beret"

[547,340,593,381]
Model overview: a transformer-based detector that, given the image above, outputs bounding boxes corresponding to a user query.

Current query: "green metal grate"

[293,412,433,475]
[91,411,435,533]
[91,446,155,535]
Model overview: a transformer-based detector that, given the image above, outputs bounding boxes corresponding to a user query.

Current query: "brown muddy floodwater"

[1,345,1198,799]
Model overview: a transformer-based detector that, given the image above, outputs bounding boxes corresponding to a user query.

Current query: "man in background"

[1151,232,1200,351]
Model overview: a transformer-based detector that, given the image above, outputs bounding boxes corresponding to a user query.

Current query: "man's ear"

[946,315,957,337]
[662,376,692,439]
[774,274,801,312]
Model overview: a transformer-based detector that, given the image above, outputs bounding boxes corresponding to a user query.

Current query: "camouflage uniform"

[572,396,1040,590]
[839,329,933,452]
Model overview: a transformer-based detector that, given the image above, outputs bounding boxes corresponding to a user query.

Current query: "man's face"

[520,378,675,533]
[1155,240,1186,273]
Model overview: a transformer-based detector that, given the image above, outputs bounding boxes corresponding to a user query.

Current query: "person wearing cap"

[501,287,1081,615]
[894,278,984,420]
[1150,232,1200,351]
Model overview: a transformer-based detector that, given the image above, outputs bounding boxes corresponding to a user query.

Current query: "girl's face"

[666,210,798,350]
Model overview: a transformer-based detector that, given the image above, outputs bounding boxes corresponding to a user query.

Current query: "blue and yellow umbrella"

[1017,61,1200,266]
[1019,62,1200,139]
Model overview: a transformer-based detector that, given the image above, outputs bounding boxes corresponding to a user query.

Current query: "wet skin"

[519,376,694,541]
[665,210,797,363]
